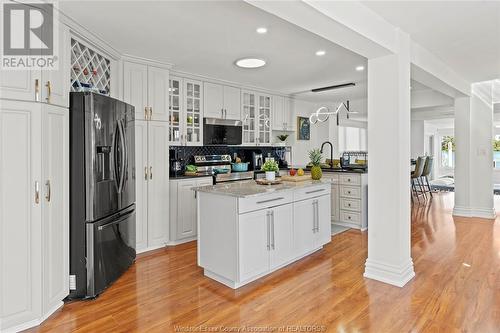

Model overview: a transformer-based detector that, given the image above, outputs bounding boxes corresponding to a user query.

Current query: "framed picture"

[297,116,310,140]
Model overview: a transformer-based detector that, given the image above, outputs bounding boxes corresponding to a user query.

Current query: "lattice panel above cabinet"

[70,38,111,95]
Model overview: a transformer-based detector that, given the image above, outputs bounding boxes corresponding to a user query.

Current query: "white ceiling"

[60,0,367,101]
[362,1,500,83]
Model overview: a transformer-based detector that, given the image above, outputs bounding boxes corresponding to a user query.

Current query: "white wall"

[410,119,425,158]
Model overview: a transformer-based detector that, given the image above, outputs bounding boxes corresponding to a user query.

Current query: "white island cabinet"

[195,180,331,288]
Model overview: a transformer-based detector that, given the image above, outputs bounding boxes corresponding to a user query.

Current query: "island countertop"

[192,179,331,198]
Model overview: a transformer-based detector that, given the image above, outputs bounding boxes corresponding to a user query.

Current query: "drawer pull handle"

[257,197,284,204]
[348,216,351,220]
[348,203,351,207]
[348,179,351,182]
[305,188,325,194]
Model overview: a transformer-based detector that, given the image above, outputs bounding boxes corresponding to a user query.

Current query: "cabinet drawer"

[339,174,361,185]
[340,210,361,224]
[340,198,361,211]
[294,184,331,202]
[322,173,339,183]
[238,192,293,214]
[339,185,361,199]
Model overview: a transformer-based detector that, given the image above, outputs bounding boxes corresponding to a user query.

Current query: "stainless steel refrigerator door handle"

[117,119,126,192]
[45,180,51,202]
[34,181,40,204]
[271,211,275,250]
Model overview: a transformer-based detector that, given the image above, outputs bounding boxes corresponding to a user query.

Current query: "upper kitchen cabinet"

[123,61,169,121]
[242,90,272,145]
[169,76,203,146]
[0,10,70,108]
[204,82,241,120]
[272,95,295,131]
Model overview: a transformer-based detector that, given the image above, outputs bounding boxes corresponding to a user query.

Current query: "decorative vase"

[311,165,322,180]
[265,171,276,181]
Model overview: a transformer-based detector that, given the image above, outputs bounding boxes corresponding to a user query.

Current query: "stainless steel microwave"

[203,118,242,145]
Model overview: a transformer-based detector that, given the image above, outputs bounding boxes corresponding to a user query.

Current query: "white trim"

[121,54,173,69]
[166,237,197,246]
[136,244,166,254]
[3,302,63,333]
[363,258,415,287]
[452,206,496,219]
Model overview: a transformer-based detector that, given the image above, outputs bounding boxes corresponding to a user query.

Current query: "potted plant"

[261,160,279,181]
[277,134,289,142]
[309,149,323,180]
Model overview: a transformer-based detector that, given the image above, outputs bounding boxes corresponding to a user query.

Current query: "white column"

[364,31,414,287]
[453,82,495,219]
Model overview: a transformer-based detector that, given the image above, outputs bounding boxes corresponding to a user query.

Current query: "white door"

[331,184,339,221]
[292,199,315,256]
[257,95,271,145]
[272,95,284,131]
[168,76,182,145]
[0,100,42,329]
[204,82,224,119]
[184,79,203,146]
[270,204,294,269]
[41,21,70,108]
[176,180,197,240]
[315,195,332,247]
[147,66,169,122]
[223,86,241,120]
[242,91,256,144]
[238,210,270,281]
[123,62,148,120]
[41,104,69,313]
[147,121,169,248]
[135,120,149,252]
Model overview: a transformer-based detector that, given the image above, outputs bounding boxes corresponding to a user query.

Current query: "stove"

[193,154,254,184]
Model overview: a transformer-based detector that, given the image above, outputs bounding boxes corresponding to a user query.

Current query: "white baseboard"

[166,236,197,246]
[453,206,496,219]
[3,301,64,333]
[363,258,415,287]
[136,244,166,254]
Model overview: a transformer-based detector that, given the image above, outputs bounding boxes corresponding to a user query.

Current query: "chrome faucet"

[320,141,334,168]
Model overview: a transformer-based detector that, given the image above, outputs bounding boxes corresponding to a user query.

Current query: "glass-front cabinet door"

[184,79,202,146]
[242,91,256,144]
[168,76,182,145]
[258,95,271,145]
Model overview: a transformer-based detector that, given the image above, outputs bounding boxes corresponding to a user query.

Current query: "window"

[440,135,455,168]
[493,135,500,169]
[338,126,367,152]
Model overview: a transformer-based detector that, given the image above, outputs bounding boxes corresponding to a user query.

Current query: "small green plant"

[277,134,289,142]
[308,149,323,166]
[261,160,279,172]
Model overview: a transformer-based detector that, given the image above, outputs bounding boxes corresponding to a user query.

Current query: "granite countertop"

[302,167,368,174]
[192,179,330,198]
[170,173,214,180]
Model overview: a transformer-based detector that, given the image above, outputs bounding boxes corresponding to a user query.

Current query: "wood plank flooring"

[26,193,500,332]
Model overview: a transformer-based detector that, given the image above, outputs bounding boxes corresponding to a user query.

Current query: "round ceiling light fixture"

[235,58,266,69]
[315,50,326,56]
[256,27,268,34]
[355,65,365,71]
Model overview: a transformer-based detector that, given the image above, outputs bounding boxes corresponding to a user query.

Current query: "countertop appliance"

[252,152,263,170]
[203,118,242,145]
[194,154,254,183]
[69,92,136,299]
[169,148,184,177]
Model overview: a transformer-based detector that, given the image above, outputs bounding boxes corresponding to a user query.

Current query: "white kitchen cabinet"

[169,177,213,244]
[204,82,241,120]
[0,100,68,332]
[283,97,295,131]
[0,16,70,107]
[242,90,272,145]
[239,209,270,281]
[123,61,169,121]
[272,95,295,131]
[134,120,170,253]
[269,203,294,269]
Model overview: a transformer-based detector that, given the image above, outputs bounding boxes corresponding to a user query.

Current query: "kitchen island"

[193,180,331,288]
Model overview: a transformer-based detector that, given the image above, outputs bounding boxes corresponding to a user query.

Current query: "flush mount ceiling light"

[356,65,365,71]
[235,58,266,69]
[256,27,267,34]
[315,50,326,56]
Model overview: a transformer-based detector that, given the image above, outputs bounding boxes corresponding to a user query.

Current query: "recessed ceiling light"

[256,27,267,34]
[356,65,365,71]
[315,50,326,56]
[235,58,266,69]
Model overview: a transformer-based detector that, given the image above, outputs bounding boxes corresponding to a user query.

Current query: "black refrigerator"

[69,92,136,299]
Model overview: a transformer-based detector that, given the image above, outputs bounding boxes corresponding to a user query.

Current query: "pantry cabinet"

[0,100,68,332]
[123,61,169,122]
[204,82,241,120]
[272,95,295,131]
[169,177,213,244]
[169,76,203,146]
[242,90,272,145]
[135,120,170,253]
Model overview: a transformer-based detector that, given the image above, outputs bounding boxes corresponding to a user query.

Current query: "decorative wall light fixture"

[309,100,358,126]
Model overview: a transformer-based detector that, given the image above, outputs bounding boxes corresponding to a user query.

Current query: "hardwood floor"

[26,192,500,333]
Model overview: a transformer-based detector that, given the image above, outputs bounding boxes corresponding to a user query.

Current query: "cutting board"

[281,175,312,182]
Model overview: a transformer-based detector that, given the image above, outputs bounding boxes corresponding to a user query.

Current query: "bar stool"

[411,156,425,203]
[421,156,433,198]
